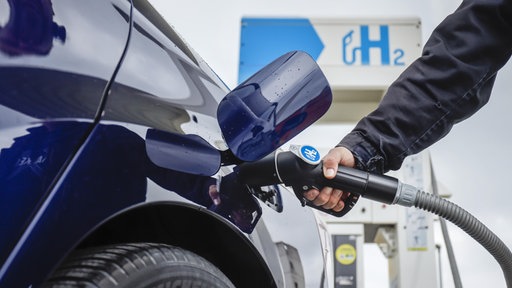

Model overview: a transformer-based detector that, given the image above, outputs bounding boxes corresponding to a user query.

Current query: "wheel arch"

[75,202,277,288]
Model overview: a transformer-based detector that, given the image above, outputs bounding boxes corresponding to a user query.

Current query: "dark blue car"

[0,1,333,287]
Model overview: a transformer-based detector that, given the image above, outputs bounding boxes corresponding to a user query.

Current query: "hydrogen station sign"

[239,17,421,89]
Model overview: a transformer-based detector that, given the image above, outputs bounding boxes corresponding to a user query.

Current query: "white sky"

[149,1,512,287]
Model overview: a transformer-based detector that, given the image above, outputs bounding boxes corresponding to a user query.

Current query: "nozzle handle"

[328,165,399,205]
[235,151,355,217]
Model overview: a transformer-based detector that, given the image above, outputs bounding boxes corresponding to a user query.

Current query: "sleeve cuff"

[336,132,388,174]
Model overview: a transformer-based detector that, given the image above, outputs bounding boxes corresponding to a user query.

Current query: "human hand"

[302,146,355,212]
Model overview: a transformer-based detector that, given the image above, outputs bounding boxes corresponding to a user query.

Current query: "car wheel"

[44,242,235,288]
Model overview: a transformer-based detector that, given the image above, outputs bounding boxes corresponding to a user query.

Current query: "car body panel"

[0,0,130,272]
[0,0,328,287]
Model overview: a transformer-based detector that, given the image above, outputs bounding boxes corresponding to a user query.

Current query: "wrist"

[337,132,387,174]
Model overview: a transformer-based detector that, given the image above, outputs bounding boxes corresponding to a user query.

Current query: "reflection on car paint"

[111,7,227,117]
[0,0,66,57]
[0,0,131,81]
[0,121,259,248]
[0,121,90,265]
[145,128,221,176]
[218,51,332,161]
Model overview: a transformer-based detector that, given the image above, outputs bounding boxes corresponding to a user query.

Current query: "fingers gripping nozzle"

[236,145,362,217]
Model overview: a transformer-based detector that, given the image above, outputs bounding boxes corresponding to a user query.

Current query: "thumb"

[322,146,355,179]
[324,167,336,179]
[322,153,341,180]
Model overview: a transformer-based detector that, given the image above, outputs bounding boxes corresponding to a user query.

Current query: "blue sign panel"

[238,18,324,83]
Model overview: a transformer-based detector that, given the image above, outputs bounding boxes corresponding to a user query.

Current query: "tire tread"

[44,243,234,288]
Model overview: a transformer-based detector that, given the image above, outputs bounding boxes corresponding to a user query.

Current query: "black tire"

[44,243,235,288]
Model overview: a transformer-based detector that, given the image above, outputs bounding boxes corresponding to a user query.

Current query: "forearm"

[339,0,512,173]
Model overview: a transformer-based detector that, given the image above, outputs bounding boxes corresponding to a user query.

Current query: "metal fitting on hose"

[393,182,418,207]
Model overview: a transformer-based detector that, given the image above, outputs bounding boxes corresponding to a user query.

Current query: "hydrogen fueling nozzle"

[236,144,418,217]
[236,145,512,287]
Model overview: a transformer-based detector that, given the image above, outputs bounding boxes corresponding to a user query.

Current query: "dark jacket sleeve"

[338,0,512,173]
